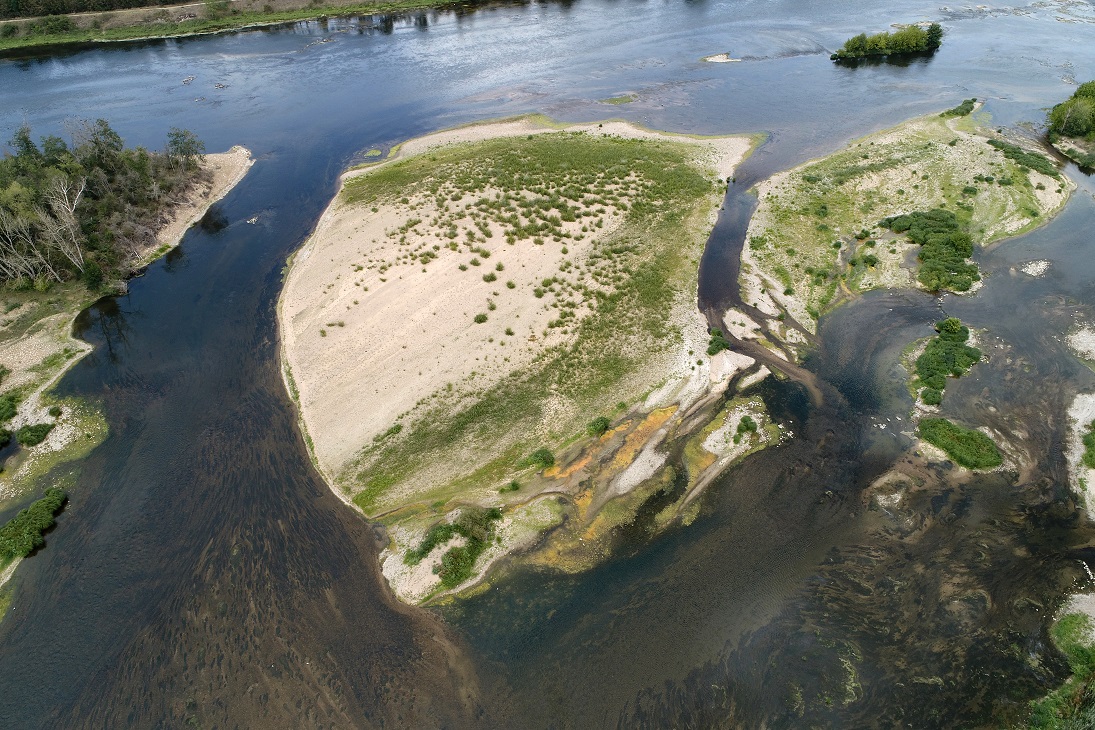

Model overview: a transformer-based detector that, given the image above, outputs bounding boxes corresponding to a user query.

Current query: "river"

[1,0,1095,726]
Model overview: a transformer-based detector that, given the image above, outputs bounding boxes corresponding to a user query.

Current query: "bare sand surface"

[279,117,752,486]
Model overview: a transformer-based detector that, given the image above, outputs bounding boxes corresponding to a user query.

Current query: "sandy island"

[279,116,767,602]
[281,117,750,487]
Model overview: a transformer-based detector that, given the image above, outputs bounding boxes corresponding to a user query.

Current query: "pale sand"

[0,148,252,502]
[0,556,20,590]
[144,145,253,264]
[279,117,752,485]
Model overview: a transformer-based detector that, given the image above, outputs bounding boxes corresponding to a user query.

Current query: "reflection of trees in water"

[73,296,132,364]
[832,50,937,69]
[163,244,187,273]
[197,204,228,234]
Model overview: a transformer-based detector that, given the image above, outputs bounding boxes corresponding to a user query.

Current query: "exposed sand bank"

[278,116,762,602]
[0,148,253,505]
[280,117,751,486]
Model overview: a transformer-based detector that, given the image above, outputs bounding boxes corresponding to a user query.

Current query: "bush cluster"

[707,327,731,356]
[0,487,66,559]
[918,417,1002,469]
[940,98,977,118]
[882,208,979,292]
[914,318,982,405]
[985,139,1060,178]
[831,22,942,60]
[404,506,503,588]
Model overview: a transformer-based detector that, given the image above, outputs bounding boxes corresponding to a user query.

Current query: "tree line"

[1,0,175,20]
[831,22,943,60]
[1048,81,1095,140]
[0,120,207,290]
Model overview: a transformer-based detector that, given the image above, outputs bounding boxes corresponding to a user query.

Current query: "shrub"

[525,447,555,469]
[986,138,1059,178]
[483,272,497,282]
[587,416,611,437]
[882,209,979,292]
[913,317,982,404]
[48,405,62,418]
[737,415,758,434]
[0,393,16,422]
[707,328,732,356]
[941,98,977,117]
[499,481,520,493]
[16,423,53,446]
[0,487,67,559]
[918,417,1002,469]
[473,313,488,323]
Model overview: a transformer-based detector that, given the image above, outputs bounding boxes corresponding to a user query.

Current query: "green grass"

[340,131,716,513]
[918,417,1002,469]
[601,94,637,105]
[0,0,461,53]
[1082,421,1095,469]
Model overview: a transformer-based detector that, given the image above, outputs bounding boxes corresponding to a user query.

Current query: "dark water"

[2,0,1095,726]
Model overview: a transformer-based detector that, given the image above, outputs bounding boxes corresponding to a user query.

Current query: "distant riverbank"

[0,0,467,55]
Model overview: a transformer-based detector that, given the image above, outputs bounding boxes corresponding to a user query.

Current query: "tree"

[166,127,206,170]
[1049,97,1095,137]
[926,22,943,50]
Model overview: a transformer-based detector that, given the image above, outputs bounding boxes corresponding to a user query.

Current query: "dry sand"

[279,117,752,484]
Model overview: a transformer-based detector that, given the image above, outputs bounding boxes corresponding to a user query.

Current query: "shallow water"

[1,0,1095,725]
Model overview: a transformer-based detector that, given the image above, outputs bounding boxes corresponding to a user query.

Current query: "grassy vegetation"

[882,209,978,292]
[941,98,977,118]
[985,139,1060,179]
[338,132,717,512]
[0,486,66,559]
[912,317,981,405]
[404,506,502,588]
[745,112,1068,329]
[0,0,460,53]
[918,417,1002,469]
[1029,612,1095,728]
[1082,421,1095,469]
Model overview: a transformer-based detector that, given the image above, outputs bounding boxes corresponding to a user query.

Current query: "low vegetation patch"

[0,486,66,559]
[1028,612,1095,728]
[341,132,718,511]
[831,22,942,60]
[912,317,981,405]
[15,422,53,446]
[1082,421,1095,469]
[918,417,1002,469]
[940,98,976,118]
[985,138,1060,179]
[404,506,502,588]
[882,208,978,292]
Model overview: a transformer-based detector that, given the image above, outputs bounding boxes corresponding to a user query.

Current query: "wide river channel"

[2,0,1095,726]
